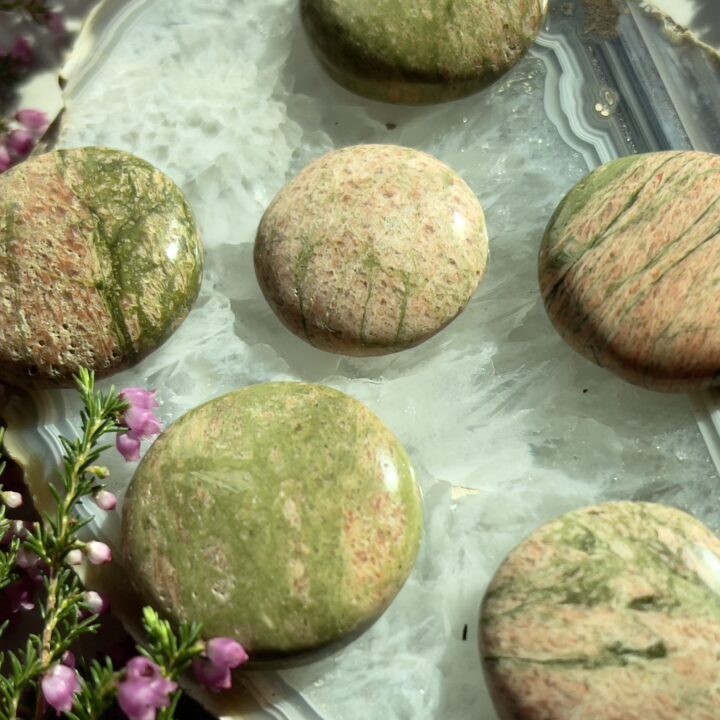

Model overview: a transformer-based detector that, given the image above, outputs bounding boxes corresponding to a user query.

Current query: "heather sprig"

[0,370,248,719]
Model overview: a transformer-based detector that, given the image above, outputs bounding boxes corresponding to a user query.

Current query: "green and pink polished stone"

[539,151,720,392]
[0,147,203,387]
[301,0,548,104]
[480,502,720,720]
[122,382,423,662]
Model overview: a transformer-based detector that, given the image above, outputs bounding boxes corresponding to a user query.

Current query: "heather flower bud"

[93,489,117,511]
[14,109,47,133]
[87,465,110,479]
[83,590,109,614]
[65,549,83,565]
[118,657,177,720]
[6,129,34,160]
[84,541,112,565]
[193,637,248,691]
[1,490,22,508]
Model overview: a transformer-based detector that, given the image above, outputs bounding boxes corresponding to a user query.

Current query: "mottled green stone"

[539,151,720,392]
[480,502,720,720]
[122,382,423,662]
[301,0,547,104]
[0,147,203,387]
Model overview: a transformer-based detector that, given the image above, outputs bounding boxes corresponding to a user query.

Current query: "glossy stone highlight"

[480,502,720,720]
[122,382,423,661]
[0,147,203,388]
[301,0,547,104]
[255,144,488,355]
[539,151,720,392]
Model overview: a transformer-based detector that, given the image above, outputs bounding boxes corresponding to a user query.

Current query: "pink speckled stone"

[539,151,720,392]
[254,144,488,355]
[480,502,720,720]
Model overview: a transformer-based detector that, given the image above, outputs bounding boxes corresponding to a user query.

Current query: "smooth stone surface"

[0,147,203,388]
[539,151,720,392]
[480,502,720,720]
[300,0,548,104]
[122,382,423,661]
[255,144,488,355]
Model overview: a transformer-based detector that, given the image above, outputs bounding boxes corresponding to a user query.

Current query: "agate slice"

[300,0,548,104]
[0,147,203,388]
[122,382,423,662]
[539,151,720,392]
[480,501,720,720]
[255,144,488,355]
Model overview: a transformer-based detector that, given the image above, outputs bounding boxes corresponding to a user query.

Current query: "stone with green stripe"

[539,151,720,392]
[255,144,488,355]
[122,382,423,662]
[0,147,203,388]
[301,0,547,104]
[480,501,720,720]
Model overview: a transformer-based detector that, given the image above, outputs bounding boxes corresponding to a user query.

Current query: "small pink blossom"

[193,637,248,691]
[1,490,22,508]
[41,664,80,715]
[62,651,75,669]
[0,145,11,174]
[116,433,141,462]
[83,590,109,614]
[93,489,117,511]
[0,577,35,621]
[116,388,162,462]
[117,657,177,720]
[206,637,249,669]
[9,38,33,67]
[14,109,48,133]
[6,129,34,160]
[84,540,112,565]
[120,388,159,410]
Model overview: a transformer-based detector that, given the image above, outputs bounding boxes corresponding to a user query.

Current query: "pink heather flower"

[65,548,83,565]
[193,637,248,691]
[83,590,109,614]
[116,388,162,462]
[0,577,35,621]
[124,406,162,439]
[1,490,22,508]
[206,637,249,669]
[14,109,48,133]
[6,129,34,160]
[0,145,11,174]
[62,651,75,669]
[120,388,159,411]
[116,432,141,462]
[41,664,80,715]
[93,489,117,511]
[118,657,177,720]
[9,37,33,66]
[84,540,112,565]
[44,11,66,36]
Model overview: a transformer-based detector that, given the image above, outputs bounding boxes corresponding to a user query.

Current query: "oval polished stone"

[0,147,203,388]
[539,151,720,392]
[301,0,547,104]
[122,382,423,661]
[255,144,488,355]
[480,502,720,720]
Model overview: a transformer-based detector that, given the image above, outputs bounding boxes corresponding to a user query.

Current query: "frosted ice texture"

[56,0,719,718]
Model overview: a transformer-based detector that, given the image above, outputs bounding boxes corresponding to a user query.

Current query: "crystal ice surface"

[58,0,718,718]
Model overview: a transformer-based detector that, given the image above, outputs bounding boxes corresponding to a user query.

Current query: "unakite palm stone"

[480,502,720,720]
[255,144,488,355]
[0,147,203,388]
[122,382,423,661]
[300,0,547,104]
[539,151,720,392]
